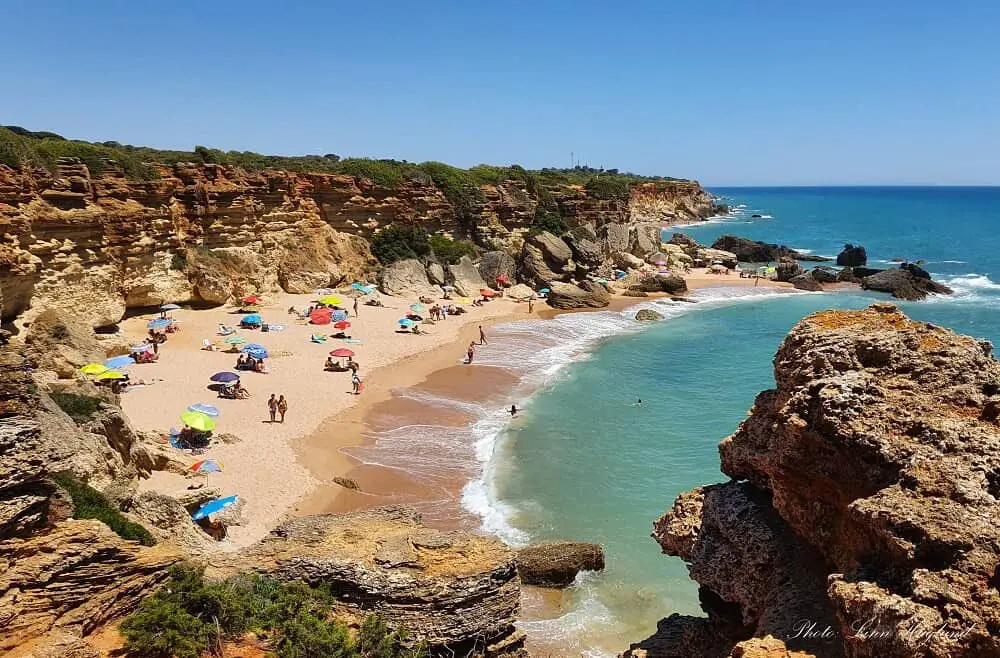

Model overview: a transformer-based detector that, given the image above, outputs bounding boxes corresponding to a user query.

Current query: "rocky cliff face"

[0,161,715,326]
[630,304,1000,657]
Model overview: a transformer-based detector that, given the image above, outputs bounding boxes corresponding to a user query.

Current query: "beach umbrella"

[398,318,416,328]
[190,459,223,474]
[147,318,170,329]
[539,288,550,294]
[187,403,221,418]
[191,495,238,520]
[224,335,247,345]
[210,371,240,383]
[95,371,126,381]
[332,310,348,322]
[350,282,366,291]
[409,303,426,313]
[242,313,262,324]
[480,289,496,298]
[79,363,109,375]
[241,343,268,355]
[160,303,181,311]
[333,320,351,329]
[310,308,332,325]
[330,348,355,358]
[241,295,261,305]
[319,296,343,306]
[104,355,135,369]
[181,410,216,432]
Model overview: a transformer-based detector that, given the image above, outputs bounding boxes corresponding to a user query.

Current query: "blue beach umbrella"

[191,495,239,521]
[332,310,348,322]
[242,314,262,324]
[398,318,416,328]
[350,282,365,291]
[210,371,240,383]
[160,303,181,311]
[187,403,221,418]
[104,355,135,369]
[147,318,170,329]
[241,343,268,358]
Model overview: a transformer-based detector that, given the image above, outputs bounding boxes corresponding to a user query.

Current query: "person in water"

[510,404,518,417]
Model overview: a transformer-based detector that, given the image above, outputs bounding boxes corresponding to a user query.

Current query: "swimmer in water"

[510,404,518,417]
[635,398,643,406]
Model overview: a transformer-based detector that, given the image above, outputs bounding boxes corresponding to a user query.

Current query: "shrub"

[371,225,430,265]
[530,211,567,237]
[428,235,476,265]
[584,176,632,200]
[50,323,70,340]
[334,159,407,188]
[121,565,425,658]
[52,473,156,545]
[50,392,102,422]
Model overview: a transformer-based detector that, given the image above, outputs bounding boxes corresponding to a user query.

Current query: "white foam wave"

[517,572,617,656]
[939,273,1000,292]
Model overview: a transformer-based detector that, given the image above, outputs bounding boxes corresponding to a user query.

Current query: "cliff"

[0,159,714,326]
[629,304,1000,657]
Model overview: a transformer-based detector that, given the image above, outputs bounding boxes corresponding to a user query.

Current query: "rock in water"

[631,304,1000,657]
[809,266,839,283]
[215,506,524,656]
[378,259,439,298]
[861,268,953,300]
[515,542,606,587]
[836,243,867,266]
[635,309,664,321]
[545,282,611,309]
[788,272,822,291]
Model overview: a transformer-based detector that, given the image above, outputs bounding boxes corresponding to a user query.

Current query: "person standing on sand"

[528,298,534,314]
[352,372,362,395]
[466,342,475,364]
[267,394,277,422]
[277,395,287,423]
[479,325,488,345]
[353,297,359,316]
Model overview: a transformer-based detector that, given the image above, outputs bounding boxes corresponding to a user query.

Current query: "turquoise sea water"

[480,187,1000,654]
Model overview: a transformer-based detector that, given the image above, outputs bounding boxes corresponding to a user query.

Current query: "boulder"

[600,223,631,255]
[655,273,688,294]
[667,232,699,253]
[836,243,867,266]
[446,256,487,297]
[788,272,822,291]
[564,233,602,267]
[646,251,669,265]
[635,309,664,321]
[810,266,839,284]
[662,243,693,269]
[901,262,931,279]
[426,262,446,286]
[546,282,611,309]
[505,283,536,301]
[615,252,646,271]
[696,248,739,270]
[515,541,606,588]
[711,235,783,262]
[278,269,333,294]
[861,269,953,301]
[836,267,858,283]
[477,251,517,285]
[631,223,662,258]
[379,259,439,298]
[518,242,560,288]
[775,257,803,282]
[529,231,574,269]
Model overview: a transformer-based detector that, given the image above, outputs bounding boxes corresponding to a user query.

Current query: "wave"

[937,273,1000,293]
[517,571,618,657]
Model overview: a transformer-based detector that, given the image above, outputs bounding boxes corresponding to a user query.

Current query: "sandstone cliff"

[629,304,1000,657]
[1,159,715,326]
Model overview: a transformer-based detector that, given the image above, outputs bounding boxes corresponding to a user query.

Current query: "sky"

[2,0,998,185]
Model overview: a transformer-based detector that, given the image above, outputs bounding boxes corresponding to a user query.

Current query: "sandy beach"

[119,272,794,550]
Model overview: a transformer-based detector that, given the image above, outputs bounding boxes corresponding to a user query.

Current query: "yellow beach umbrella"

[180,411,216,432]
[80,363,109,375]
[95,370,126,380]
[319,296,343,306]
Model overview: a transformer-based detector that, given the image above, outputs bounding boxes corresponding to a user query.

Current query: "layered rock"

[633,304,1000,657]
[861,268,953,300]
[447,255,488,297]
[711,236,827,264]
[213,506,525,657]
[515,541,606,587]
[545,281,611,309]
[378,258,439,298]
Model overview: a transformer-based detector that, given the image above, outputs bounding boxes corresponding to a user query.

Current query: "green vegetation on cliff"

[121,564,425,658]
[371,225,476,265]
[52,473,157,546]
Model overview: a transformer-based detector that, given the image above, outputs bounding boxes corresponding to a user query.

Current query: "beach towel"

[310,334,327,343]
[343,338,363,344]
[267,324,285,332]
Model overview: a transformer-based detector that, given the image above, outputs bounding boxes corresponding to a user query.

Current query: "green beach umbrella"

[224,335,247,345]
[181,411,216,432]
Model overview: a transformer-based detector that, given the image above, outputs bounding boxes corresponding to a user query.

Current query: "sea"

[349,187,1000,656]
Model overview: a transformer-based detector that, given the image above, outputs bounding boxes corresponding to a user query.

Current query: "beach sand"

[118,290,533,549]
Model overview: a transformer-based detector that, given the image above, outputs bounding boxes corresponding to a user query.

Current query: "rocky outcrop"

[810,266,839,284]
[636,309,665,321]
[634,304,1000,657]
[530,231,575,273]
[711,236,826,264]
[426,262,446,286]
[774,258,803,282]
[478,251,517,286]
[378,258,439,298]
[628,181,716,224]
[861,268,953,300]
[788,272,822,291]
[515,541,606,587]
[447,256,488,297]
[214,506,524,657]
[836,244,867,267]
[545,281,611,309]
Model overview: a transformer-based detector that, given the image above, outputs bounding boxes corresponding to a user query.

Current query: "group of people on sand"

[235,353,267,373]
[220,380,251,399]
[267,393,288,423]
[464,326,489,364]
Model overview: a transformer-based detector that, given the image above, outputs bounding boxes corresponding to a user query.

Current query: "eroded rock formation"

[631,304,1000,657]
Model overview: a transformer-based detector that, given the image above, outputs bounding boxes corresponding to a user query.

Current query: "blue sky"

[3,0,998,185]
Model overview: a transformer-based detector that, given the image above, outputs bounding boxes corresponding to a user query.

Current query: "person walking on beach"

[353,296,359,317]
[352,372,362,395]
[528,298,534,314]
[277,395,287,423]
[479,325,488,345]
[267,394,278,422]
[466,341,475,364]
